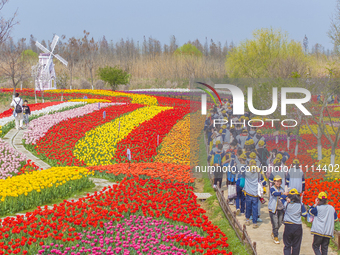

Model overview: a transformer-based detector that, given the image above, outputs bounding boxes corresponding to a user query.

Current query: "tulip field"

[0,87,339,254]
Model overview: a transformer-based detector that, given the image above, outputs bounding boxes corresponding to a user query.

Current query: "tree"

[81,30,98,87]
[0,38,30,95]
[174,43,202,57]
[56,70,69,101]
[97,66,130,90]
[303,35,309,53]
[225,28,308,78]
[328,0,340,55]
[0,0,18,45]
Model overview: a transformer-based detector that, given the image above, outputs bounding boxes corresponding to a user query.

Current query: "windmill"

[35,35,68,90]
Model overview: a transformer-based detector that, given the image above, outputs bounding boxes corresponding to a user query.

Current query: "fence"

[204,134,257,255]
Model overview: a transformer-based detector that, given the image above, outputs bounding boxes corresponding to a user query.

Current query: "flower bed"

[88,163,194,184]
[0,176,231,255]
[68,99,111,103]
[73,106,172,166]
[114,106,190,163]
[0,102,63,119]
[0,138,26,179]
[0,166,93,216]
[39,215,205,255]
[23,103,116,145]
[32,104,143,167]
[0,101,85,128]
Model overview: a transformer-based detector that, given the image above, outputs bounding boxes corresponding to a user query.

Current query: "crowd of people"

[204,98,338,255]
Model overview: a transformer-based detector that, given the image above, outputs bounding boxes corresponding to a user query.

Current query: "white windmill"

[35,35,68,91]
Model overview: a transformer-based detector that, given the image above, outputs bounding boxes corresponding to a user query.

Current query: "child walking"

[268,175,288,244]
[309,192,338,255]
[22,100,31,128]
[283,188,307,255]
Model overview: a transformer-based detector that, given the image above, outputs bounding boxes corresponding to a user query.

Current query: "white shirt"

[10,97,23,108]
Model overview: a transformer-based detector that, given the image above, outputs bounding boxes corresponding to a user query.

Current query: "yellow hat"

[249,159,257,166]
[245,117,249,121]
[207,113,211,117]
[273,158,281,165]
[222,110,226,113]
[318,192,327,199]
[219,129,223,134]
[276,154,283,160]
[216,140,221,145]
[224,117,228,120]
[258,140,265,146]
[239,154,247,160]
[222,125,227,129]
[248,139,254,145]
[289,188,299,195]
[249,152,257,159]
[227,103,230,106]
[242,129,248,133]
[245,140,250,146]
[273,175,282,181]
[256,130,262,134]
[293,159,300,164]
[230,125,235,129]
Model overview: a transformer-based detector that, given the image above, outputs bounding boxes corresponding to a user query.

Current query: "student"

[22,100,31,128]
[256,140,270,167]
[268,175,288,244]
[10,92,24,130]
[213,144,224,191]
[309,192,338,255]
[253,130,266,149]
[208,140,224,165]
[286,159,305,194]
[249,126,257,138]
[283,188,307,255]
[236,129,250,149]
[244,159,266,229]
[236,154,246,215]
[269,157,287,191]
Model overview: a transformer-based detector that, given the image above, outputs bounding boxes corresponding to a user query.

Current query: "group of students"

[204,98,338,255]
[10,93,31,130]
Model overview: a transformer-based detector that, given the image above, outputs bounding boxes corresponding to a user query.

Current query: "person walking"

[244,159,266,229]
[283,188,307,255]
[22,100,31,128]
[268,175,288,244]
[309,192,338,255]
[10,93,24,130]
[286,159,305,194]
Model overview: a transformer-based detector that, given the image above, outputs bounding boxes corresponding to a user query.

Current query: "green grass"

[197,132,250,255]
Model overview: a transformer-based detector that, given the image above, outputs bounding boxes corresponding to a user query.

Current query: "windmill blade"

[54,54,68,66]
[44,57,52,72]
[35,41,50,54]
[50,35,59,52]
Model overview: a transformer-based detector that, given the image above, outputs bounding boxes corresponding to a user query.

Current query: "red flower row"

[34,103,143,166]
[0,176,232,255]
[0,102,63,118]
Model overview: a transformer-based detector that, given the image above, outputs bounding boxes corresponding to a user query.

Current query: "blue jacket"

[309,204,338,238]
[268,185,287,213]
[283,202,307,224]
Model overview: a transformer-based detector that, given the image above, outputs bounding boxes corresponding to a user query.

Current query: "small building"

[35,53,56,91]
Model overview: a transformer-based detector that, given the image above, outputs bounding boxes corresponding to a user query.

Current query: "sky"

[2,0,338,50]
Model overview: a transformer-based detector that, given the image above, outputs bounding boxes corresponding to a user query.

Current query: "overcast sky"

[3,0,337,50]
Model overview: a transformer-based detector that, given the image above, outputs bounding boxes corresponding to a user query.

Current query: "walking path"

[220,180,338,255]
[3,128,51,169]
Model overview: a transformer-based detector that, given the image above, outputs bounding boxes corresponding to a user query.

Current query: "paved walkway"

[2,128,51,169]
[220,180,338,255]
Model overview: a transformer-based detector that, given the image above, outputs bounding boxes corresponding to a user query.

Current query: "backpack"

[14,98,22,113]
[213,152,222,166]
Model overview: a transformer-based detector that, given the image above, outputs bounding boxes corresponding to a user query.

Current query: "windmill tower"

[35,35,68,91]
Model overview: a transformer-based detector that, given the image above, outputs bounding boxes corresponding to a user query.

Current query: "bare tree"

[329,0,340,56]
[64,37,80,88]
[0,38,30,95]
[0,0,18,45]
[80,30,98,88]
